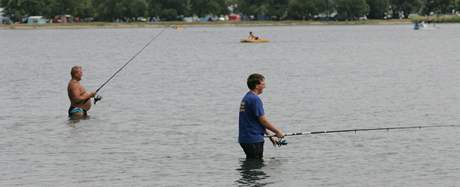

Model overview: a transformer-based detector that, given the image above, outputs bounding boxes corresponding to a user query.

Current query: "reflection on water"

[66,116,91,127]
[235,159,272,186]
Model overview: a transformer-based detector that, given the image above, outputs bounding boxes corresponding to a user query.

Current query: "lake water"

[1,24,460,186]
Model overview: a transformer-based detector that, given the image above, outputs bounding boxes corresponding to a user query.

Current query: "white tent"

[0,8,5,24]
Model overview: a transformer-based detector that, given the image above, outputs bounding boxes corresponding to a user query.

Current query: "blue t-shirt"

[239,91,265,143]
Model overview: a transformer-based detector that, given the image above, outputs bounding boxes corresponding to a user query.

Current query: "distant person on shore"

[67,66,96,119]
[238,73,284,159]
[248,32,259,40]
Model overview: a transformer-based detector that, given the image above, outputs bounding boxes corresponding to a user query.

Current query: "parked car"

[0,16,13,24]
[53,15,72,23]
[27,16,47,24]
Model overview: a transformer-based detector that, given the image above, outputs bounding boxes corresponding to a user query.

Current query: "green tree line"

[1,0,460,22]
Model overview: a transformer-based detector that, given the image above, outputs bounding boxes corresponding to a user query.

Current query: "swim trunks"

[68,106,87,117]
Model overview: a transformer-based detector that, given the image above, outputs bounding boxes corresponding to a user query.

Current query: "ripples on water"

[1,25,460,186]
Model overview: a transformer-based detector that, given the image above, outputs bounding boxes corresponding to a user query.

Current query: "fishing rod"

[280,124,460,136]
[266,124,460,146]
[91,27,167,104]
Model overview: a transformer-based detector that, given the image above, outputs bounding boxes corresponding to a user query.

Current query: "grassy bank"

[411,15,460,23]
[0,19,415,30]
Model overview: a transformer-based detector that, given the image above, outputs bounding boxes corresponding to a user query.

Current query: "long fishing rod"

[91,27,167,104]
[266,124,460,146]
[96,27,167,93]
[290,124,460,136]
[269,124,459,137]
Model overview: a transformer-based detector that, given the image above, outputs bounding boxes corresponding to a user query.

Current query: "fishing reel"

[276,139,288,147]
[94,95,103,104]
[269,137,288,147]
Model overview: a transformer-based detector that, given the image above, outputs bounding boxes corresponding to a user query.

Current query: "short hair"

[71,66,81,77]
[247,73,265,90]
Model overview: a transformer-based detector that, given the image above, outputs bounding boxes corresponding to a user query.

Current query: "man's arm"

[259,115,284,138]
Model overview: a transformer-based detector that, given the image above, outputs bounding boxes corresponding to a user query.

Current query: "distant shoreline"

[0,19,418,30]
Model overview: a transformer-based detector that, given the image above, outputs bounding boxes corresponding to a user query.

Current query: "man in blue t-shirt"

[239,73,284,159]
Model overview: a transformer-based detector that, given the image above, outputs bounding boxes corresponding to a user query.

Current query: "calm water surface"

[1,24,460,186]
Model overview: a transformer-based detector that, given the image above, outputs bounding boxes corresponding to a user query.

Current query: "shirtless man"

[67,66,96,119]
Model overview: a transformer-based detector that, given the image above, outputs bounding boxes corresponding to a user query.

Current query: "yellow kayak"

[240,38,270,43]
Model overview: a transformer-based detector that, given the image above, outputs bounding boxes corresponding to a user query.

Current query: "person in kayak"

[248,32,259,40]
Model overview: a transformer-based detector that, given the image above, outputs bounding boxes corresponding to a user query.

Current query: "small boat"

[414,21,437,30]
[240,38,270,43]
[171,25,184,31]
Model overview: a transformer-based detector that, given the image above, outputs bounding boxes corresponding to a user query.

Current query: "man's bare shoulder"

[68,79,81,89]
